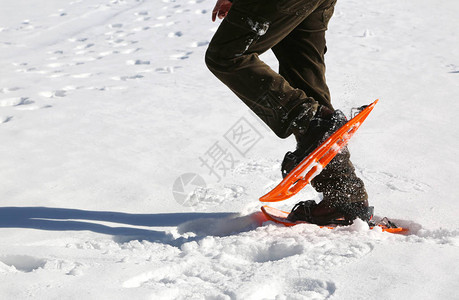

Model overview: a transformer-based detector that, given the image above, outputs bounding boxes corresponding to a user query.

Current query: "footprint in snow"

[111,74,144,81]
[0,255,47,273]
[134,11,149,16]
[174,9,191,14]
[68,37,88,43]
[190,41,209,47]
[0,97,33,107]
[109,23,123,29]
[135,16,151,22]
[0,116,13,124]
[155,66,179,74]
[121,48,141,54]
[170,51,192,60]
[50,9,67,17]
[39,90,67,98]
[73,43,95,50]
[0,87,22,93]
[131,26,150,32]
[126,59,150,65]
[157,15,171,20]
[15,67,39,73]
[47,50,64,55]
[168,31,183,38]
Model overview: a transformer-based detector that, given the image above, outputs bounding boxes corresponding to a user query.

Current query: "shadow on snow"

[0,206,265,246]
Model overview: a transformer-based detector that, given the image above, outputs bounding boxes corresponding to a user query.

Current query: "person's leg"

[205,0,328,138]
[272,0,336,109]
[312,147,368,204]
[270,0,368,217]
[206,0,368,223]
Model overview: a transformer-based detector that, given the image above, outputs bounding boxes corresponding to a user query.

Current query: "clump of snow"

[338,218,370,233]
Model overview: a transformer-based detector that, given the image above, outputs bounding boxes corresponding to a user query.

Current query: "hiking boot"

[282,104,370,225]
[287,199,373,226]
[281,106,347,178]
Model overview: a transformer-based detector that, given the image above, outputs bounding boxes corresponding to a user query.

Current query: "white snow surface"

[1,0,458,299]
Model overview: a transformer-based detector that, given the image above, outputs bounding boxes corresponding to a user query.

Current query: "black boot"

[281,106,347,178]
[287,199,373,226]
[283,105,369,225]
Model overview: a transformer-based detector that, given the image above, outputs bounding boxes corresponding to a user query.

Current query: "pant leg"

[267,1,367,204]
[271,0,337,109]
[206,0,331,138]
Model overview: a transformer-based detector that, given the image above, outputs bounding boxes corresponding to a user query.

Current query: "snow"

[0,0,458,299]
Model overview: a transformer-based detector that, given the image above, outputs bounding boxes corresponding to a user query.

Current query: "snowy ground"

[1,0,458,299]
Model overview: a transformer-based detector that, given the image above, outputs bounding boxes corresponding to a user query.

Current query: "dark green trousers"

[206,0,368,203]
[206,0,337,138]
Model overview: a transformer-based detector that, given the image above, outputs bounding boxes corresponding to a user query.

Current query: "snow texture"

[0,0,458,299]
